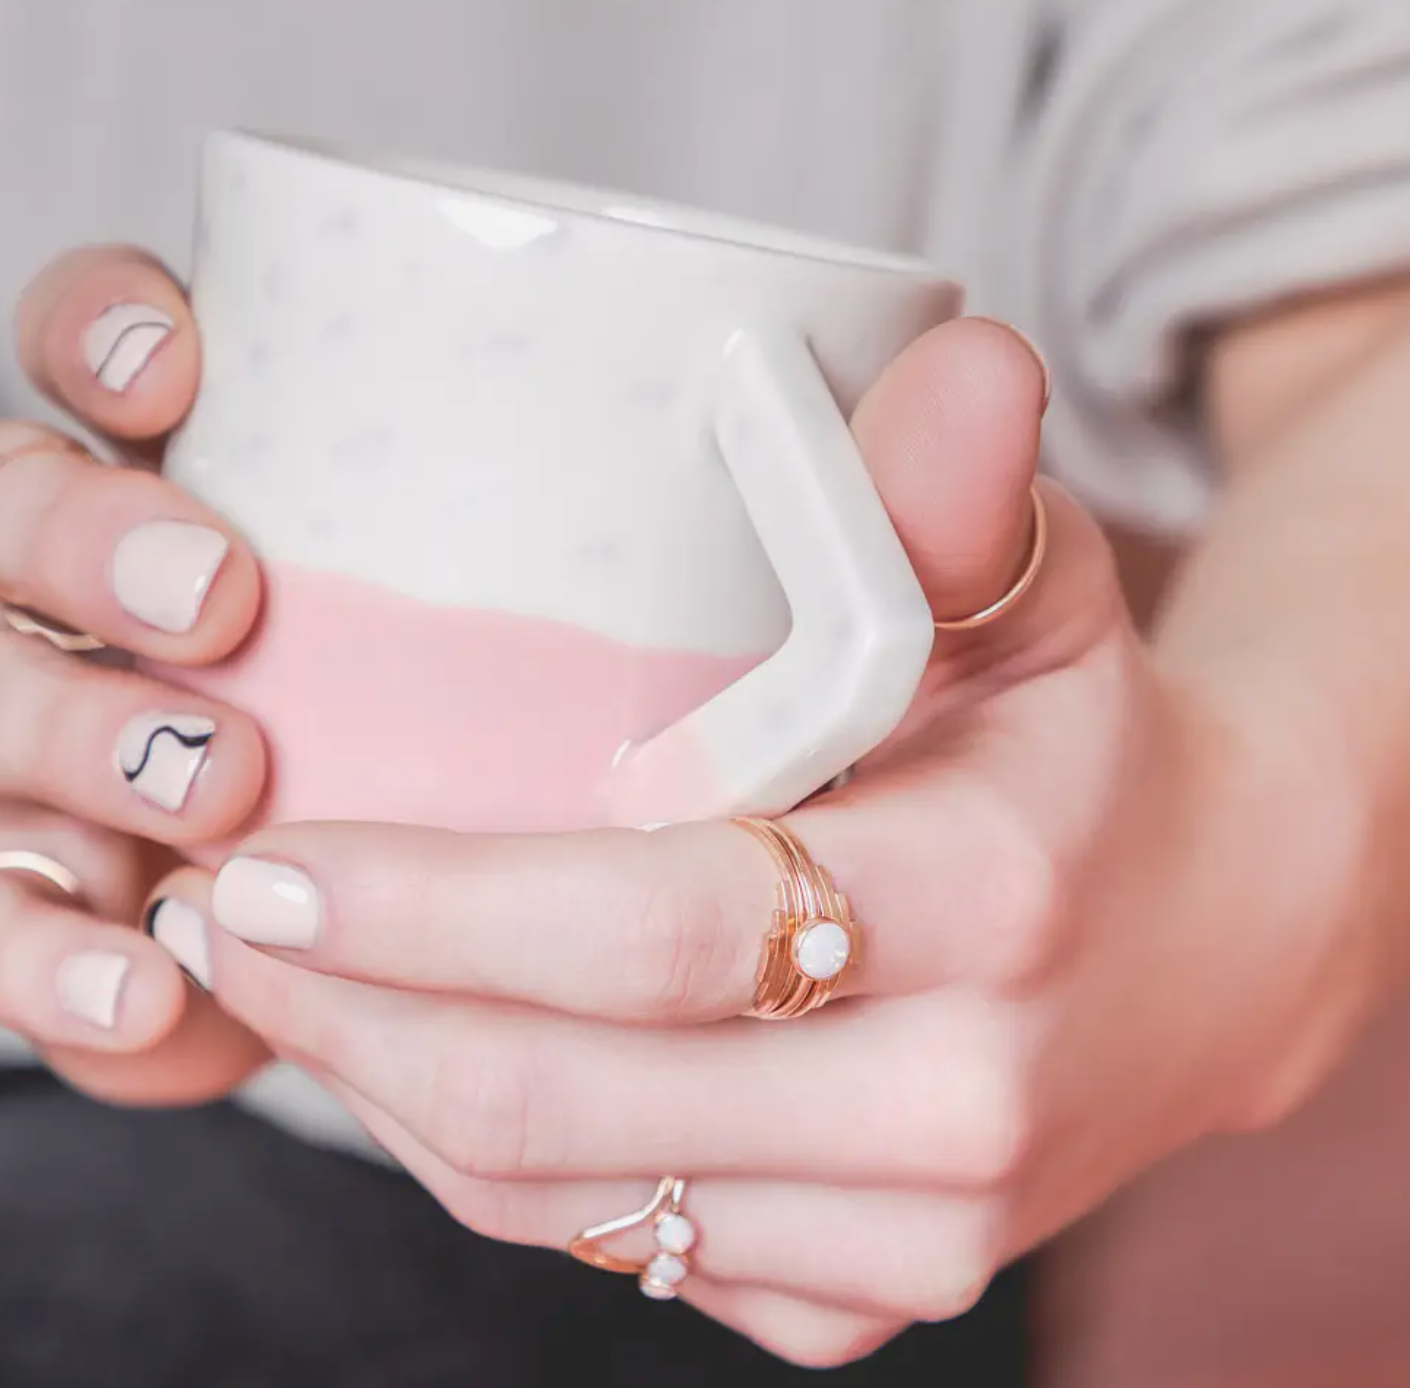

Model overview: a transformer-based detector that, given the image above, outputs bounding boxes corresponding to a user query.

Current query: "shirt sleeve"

[1008,0,1410,534]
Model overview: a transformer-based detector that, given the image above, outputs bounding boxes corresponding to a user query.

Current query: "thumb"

[853,317,1122,667]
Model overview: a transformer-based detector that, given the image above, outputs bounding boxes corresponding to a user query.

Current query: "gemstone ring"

[568,1176,697,1301]
[734,816,859,1021]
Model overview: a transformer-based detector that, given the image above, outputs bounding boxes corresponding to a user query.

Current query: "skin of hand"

[0,247,270,1104]
[18,241,1410,1368]
[124,242,1410,1366]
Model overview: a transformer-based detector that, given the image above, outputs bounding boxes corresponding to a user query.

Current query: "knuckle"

[425,1037,542,1179]
[965,1054,1034,1189]
[0,448,83,604]
[906,1220,1001,1323]
[766,1321,898,1370]
[913,1266,995,1324]
[977,790,1068,985]
[903,1003,1034,1188]
[625,864,733,1020]
[0,635,73,798]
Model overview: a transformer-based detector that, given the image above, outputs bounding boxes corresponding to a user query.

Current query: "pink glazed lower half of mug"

[152,559,766,838]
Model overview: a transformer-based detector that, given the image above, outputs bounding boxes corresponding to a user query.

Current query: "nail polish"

[143,898,212,989]
[57,952,130,1028]
[116,713,215,812]
[83,302,174,393]
[212,858,320,948]
[111,521,229,633]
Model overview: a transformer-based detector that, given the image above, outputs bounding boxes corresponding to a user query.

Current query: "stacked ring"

[734,817,859,1021]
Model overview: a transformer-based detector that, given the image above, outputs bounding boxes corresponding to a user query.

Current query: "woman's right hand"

[0,245,271,1103]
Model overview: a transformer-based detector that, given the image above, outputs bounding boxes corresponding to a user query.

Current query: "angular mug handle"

[606,327,934,826]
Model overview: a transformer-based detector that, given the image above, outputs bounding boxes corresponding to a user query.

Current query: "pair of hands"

[0,244,1375,1365]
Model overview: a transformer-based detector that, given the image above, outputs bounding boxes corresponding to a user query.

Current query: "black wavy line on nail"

[143,899,209,991]
[121,725,214,783]
[94,319,172,380]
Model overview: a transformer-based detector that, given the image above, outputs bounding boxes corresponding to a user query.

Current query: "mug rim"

[213,129,946,281]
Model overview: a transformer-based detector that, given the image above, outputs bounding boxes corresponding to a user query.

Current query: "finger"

[0,798,149,920]
[0,870,184,1052]
[204,673,1104,1015]
[206,939,1019,1188]
[0,631,266,844]
[52,865,270,1107]
[0,423,259,661]
[680,1285,903,1371]
[325,1075,997,1324]
[15,246,198,444]
[852,317,1045,643]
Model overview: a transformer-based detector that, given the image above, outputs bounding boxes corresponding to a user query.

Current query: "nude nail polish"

[116,713,215,812]
[212,858,320,948]
[83,302,174,393]
[57,952,130,1028]
[143,898,212,989]
[111,521,229,633]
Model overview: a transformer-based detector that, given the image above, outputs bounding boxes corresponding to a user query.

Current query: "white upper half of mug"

[168,132,961,656]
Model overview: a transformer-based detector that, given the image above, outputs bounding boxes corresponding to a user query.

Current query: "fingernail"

[116,712,215,812]
[111,520,229,632]
[57,952,130,1028]
[974,318,1052,414]
[144,898,212,989]
[83,302,174,393]
[213,858,320,948]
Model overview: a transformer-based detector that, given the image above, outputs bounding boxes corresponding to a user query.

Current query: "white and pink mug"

[165,132,957,832]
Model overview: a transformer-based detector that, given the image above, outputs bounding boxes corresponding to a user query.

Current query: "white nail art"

[116,712,216,812]
[111,521,229,633]
[83,303,174,392]
[57,952,130,1028]
[144,898,212,989]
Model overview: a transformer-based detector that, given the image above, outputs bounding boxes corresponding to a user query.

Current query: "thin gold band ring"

[0,850,82,898]
[933,484,1048,632]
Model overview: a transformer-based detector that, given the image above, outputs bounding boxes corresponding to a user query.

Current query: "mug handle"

[605,326,934,826]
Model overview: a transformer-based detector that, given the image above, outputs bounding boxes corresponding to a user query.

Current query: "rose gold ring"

[0,603,105,654]
[933,484,1048,632]
[734,817,859,1021]
[568,1176,697,1301]
[0,850,82,898]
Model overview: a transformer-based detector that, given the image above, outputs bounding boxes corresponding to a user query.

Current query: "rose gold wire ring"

[932,484,1048,632]
[734,817,860,1021]
[568,1176,698,1301]
[0,850,82,898]
[0,604,105,654]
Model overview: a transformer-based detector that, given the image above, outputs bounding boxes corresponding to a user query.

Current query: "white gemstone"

[645,1253,688,1287]
[794,919,851,981]
[655,1213,697,1255]
[639,1277,678,1301]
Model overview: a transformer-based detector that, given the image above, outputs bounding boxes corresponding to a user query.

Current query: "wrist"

[1159,653,1393,1129]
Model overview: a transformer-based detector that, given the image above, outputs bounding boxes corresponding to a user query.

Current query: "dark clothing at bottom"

[0,1071,1029,1387]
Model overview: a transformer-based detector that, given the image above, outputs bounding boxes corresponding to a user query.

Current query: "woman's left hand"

[149,320,1379,1367]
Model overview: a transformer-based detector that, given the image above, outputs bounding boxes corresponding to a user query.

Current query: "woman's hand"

[150,317,1383,1365]
[1,246,270,1103]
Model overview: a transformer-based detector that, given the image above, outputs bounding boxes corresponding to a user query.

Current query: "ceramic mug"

[164,132,958,832]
